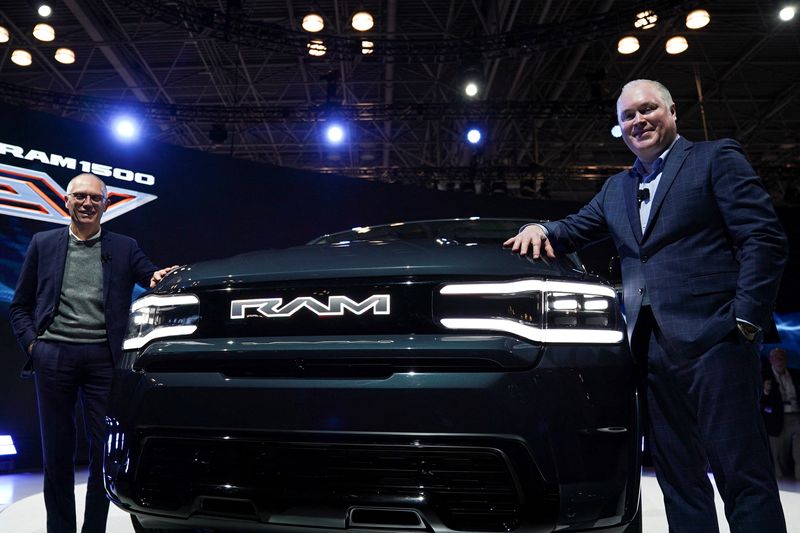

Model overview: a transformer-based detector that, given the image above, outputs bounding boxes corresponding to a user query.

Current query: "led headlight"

[436,280,623,344]
[122,294,200,351]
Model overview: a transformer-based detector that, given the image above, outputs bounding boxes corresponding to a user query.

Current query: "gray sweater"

[40,233,107,344]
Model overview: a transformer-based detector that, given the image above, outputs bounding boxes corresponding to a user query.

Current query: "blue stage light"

[112,116,139,141]
[466,128,482,144]
[326,124,345,144]
[0,435,17,456]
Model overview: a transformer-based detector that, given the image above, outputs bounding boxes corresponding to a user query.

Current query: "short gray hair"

[66,173,107,198]
[618,79,674,109]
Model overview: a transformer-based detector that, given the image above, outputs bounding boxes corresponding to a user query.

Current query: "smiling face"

[65,173,107,234]
[616,81,678,164]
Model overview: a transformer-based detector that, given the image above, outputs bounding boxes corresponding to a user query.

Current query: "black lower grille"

[134,435,527,531]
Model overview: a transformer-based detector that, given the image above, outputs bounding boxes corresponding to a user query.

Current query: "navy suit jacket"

[9,227,157,368]
[544,137,788,355]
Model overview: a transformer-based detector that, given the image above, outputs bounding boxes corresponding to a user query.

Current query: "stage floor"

[1,469,799,532]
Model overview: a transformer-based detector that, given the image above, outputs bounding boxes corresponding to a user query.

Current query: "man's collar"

[69,225,102,243]
[630,135,680,180]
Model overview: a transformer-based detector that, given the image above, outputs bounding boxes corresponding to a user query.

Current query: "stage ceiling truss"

[0,0,797,203]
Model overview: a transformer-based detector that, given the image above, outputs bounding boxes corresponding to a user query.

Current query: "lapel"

[53,228,69,300]
[642,136,693,241]
[100,230,112,305]
[623,169,643,243]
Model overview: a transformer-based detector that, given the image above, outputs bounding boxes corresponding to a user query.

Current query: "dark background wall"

[1,103,797,471]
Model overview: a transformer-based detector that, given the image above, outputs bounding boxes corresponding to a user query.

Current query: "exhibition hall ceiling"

[0,0,798,202]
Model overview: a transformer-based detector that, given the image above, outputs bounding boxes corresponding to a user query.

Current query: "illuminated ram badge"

[231,295,391,319]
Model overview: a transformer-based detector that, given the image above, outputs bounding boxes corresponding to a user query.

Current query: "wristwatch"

[737,321,760,342]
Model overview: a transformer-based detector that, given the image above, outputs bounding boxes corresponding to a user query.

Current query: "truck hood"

[158,240,587,291]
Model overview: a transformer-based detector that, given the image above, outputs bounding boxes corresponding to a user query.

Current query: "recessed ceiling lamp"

[634,10,658,29]
[617,36,640,54]
[54,47,76,64]
[361,40,374,55]
[37,4,52,17]
[0,26,9,43]
[307,39,326,56]
[665,36,688,54]
[685,9,710,29]
[351,11,374,31]
[33,23,55,41]
[779,6,796,21]
[302,13,324,32]
[11,49,32,66]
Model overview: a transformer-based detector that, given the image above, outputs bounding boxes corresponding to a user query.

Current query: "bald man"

[9,173,175,533]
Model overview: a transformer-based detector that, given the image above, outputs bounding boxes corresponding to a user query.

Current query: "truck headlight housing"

[435,279,624,344]
[122,294,200,351]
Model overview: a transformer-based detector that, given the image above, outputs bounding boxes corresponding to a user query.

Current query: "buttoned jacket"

[543,137,788,355]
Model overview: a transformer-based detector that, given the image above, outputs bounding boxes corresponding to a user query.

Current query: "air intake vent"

[135,435,526,531]
[348,507,425,529]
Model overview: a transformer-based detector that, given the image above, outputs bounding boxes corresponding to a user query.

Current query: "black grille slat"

[135,436,524,531]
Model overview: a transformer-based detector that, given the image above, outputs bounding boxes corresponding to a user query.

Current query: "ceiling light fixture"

[54,47,76,64]
[611,125,622,138]
[351,11,374,31]
[0,26,9,43]
[11,49,33,67]
[307,39,326,56]
[634,10,658,29]
[617,36,640,54]
[779,6,796,21]
[302,13,324,32]
[361,40,374,55]
[33,23,55,42]
[665,36,689,54]
[685,9,710,29]
[37,4,52,17]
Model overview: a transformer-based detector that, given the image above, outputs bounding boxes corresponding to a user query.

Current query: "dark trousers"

[32,340,114,533]
[633,307,785,532]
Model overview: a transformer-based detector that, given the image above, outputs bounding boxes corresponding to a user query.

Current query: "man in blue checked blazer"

[505,80,788,532]
[9,173,176,533]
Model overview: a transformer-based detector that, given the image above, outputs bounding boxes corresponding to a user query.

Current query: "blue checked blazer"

[9,227,157,369]
[543,137,788,355]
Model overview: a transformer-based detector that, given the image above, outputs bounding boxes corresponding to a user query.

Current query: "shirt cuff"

[520,223,549,237]
[736,318,761,331]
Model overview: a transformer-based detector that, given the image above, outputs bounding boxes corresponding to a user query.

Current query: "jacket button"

[641,255,648,263]
[638,288,644,295]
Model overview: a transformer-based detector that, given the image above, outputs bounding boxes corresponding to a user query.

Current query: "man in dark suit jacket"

[505,80,788,531]
[762,347,800,479]
[9,173,175,533]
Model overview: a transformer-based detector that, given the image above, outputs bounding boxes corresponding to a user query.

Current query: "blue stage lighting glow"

[326,124,345,144]
[0,435,17,456]
[764,312,800,368]
[466,128,482,144]
[112,117,139,141]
